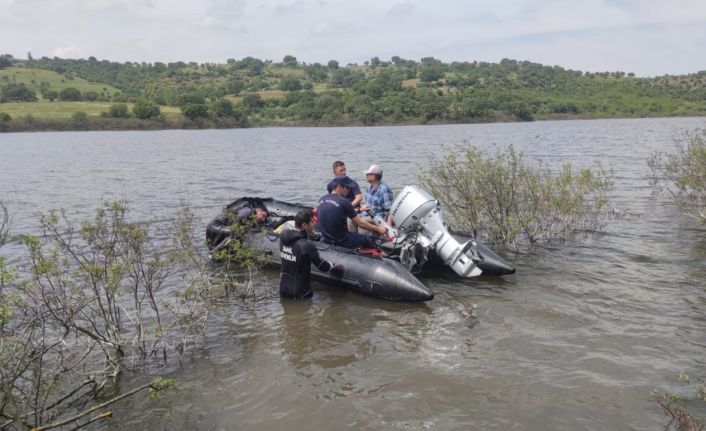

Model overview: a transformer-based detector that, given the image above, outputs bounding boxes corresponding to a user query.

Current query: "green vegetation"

[0,100,180,119]
[419,143,614,250]
[652,373,705,431]
[649,130,706,223]
[0,66,118,100]
[1,54,705,131]
[0,199,266,429]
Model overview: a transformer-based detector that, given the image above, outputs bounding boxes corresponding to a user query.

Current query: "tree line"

[1,53,706,131]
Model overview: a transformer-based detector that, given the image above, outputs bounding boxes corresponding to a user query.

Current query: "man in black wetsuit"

[279,209,342,299]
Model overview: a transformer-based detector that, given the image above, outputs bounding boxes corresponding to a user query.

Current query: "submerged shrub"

[419,143,614,250]
[0,200,243,429]
[648,130,706,223]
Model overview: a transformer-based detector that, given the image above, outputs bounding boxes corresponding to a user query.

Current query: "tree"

[0,201,217,430]
[0,55,11,69]
[226,77,245,95]
[211,98,234,117]
[419,65,444,82]
[304,64,328,82]
[242,93,264,109]
[132,99,161,119]
[72,110,89,128]
[176,92,206,107]
[279,76,303,91]
[1,83,37,102]
[181,102,209,120]
[649,130,706,223]
[282,55,298,68]
[108,103,130,118]
[44,89,58,101]
[59,87,82,101]
[419,144,613,250]
[237,57,265,76]
[83,90,99,101]
[327,59,339,70]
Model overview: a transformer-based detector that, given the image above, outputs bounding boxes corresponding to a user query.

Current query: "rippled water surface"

[2,118,706,430]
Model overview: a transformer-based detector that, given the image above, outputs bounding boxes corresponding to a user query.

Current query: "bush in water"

[0,199,259,430]
[651,373,705,431]
[418,143,614,251]
[648,130,706,224]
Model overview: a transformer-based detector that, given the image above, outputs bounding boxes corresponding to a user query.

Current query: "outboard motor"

[389,185,482,277]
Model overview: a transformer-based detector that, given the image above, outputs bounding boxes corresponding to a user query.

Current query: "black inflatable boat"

[206,192,515,302]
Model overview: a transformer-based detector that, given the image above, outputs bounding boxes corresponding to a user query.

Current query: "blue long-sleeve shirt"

[364,181,394,219]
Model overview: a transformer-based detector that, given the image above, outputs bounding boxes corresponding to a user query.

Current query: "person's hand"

[360,204,370,212]
[377,225,387,236]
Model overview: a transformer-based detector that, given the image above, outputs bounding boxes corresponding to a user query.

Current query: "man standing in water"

[279,209,341,299]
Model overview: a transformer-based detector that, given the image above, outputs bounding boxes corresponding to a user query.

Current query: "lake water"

[1,118,705,430]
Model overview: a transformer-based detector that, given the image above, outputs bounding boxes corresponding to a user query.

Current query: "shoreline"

[1,111,705,134]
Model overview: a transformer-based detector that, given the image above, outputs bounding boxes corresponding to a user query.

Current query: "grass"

[0,101,182,119]
[0,66,119,98]
[225,83,335,103]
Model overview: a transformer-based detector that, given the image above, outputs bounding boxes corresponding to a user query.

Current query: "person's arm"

[382,185,395,225]
[352,215,387,236]
[302,241,334,272]
[349,180,363,209]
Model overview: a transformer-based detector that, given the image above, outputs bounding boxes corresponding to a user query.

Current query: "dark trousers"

[323,232,377,249]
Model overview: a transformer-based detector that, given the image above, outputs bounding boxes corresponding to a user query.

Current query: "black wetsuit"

[279,229,332,299]
[206,206,266,250]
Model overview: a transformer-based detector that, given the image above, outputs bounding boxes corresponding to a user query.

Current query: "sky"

[1,0,706,77]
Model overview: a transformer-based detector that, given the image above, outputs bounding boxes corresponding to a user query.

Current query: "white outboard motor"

[390,185,482,277]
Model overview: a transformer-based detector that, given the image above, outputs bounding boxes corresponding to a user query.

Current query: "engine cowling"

[390,185,482,277]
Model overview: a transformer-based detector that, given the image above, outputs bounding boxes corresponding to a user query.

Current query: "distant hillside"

[0,66,119,101]
[1,53,705,131]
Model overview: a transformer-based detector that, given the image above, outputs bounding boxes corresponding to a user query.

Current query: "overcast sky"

[1,0,705,77]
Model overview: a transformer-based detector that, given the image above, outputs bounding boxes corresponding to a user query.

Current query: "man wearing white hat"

[360,164,394,227]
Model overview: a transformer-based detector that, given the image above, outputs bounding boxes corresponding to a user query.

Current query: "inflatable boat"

[206,186,515,302]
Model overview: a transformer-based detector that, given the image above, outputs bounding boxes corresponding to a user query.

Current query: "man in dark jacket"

[279,209,341,299]
[318,176,388,249]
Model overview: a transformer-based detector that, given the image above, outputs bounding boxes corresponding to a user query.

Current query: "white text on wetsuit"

[281,245,297,262]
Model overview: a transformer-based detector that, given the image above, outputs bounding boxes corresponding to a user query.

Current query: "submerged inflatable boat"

[206,186,515,302]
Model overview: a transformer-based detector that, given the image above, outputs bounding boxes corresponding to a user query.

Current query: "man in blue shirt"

[318,176,387,249]
[360,164,394,224]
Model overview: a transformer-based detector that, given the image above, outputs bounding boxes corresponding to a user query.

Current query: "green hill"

[1,54,705,131]
[0,66,119,101]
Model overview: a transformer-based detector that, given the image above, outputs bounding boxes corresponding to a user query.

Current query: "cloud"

[387,1,415,16]
[52,44,83,59]
[193,0,247,31]
[273,0,306,16]
[1,0,705,74]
